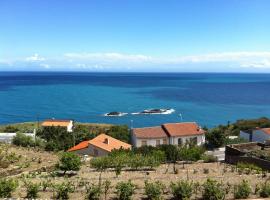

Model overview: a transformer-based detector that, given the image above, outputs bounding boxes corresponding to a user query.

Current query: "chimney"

[104,138,109,144]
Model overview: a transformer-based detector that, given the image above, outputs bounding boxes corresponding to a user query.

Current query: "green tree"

[116,180,136,200]
[170,180,193,200]
[106,125,130,143]
[3,125,19,133]
[57,152,82,173]
[206,128,226,148]
[0,178,18,198]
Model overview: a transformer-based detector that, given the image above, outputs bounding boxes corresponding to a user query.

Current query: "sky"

[0,0,270,72]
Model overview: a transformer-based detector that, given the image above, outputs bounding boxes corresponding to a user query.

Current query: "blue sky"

[1,0,270,72]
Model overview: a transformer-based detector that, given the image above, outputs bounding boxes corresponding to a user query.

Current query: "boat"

[104,111,128,117]
[131,108,175,115]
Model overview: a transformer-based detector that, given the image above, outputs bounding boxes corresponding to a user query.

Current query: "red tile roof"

[260,128,270,135]
[68,134,131,153]
[162,122,204,137]
[42,119,72,127]
[68,141,89,152]
[89,134,131,152]
[132,126,168,139]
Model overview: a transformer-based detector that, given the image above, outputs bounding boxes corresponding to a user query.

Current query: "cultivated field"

[1,144,270,199]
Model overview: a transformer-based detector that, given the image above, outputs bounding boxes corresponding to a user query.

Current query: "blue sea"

[0,72,270,128]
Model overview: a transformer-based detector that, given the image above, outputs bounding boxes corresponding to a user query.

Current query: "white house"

[240,128,270,143]
[41,119,74,132]
[132,122,205,147]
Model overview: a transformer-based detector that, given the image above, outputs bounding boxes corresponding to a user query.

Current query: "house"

[240,128,270,143]
[132,122,205,147]
[68,133,131,157]
[41,119,74,132]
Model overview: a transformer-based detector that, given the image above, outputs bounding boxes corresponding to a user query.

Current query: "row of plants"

[2,177,270,200]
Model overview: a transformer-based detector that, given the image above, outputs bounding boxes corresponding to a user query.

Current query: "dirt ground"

[9,160,270,199]
[1,144,270,199]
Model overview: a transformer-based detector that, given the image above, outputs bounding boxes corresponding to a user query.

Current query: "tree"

[206,128,226,148]
[12,133,35,147]
[57,152,81,173]
[37,126,73,151]
[106,125,130,143]
[3,126,19,133]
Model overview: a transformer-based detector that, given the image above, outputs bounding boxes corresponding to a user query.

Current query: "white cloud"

[2,51,270,71]
[26,53,45,62]
[40,63,50,69]
[64,52,153,63]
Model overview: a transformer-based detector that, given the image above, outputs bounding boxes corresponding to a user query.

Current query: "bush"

[57,152,82,172]
[86,184,102,200]
[3,125,19,132]
[170,180,193,200]
[12,133,35,147]
[234,180,251,199]
[0,178,18,198]
[202,179,225,200]
[25,181,40,198]
[144,181,165,200]
[116,180,136,200]
[201,154,217,163]
[54,182,74,199]
[260,182,270,198]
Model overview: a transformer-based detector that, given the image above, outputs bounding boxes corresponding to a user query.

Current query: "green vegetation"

[53,181,75,199]
[12,132,44,148]
[234,180,251,199]
[236,162,262,174]
[144,180,165,200]
[3,125,19,132]
[115,180,136,200]
[259,182,270,198]
[25,181,40,198]
[57,152,82,173]
[0,178,18,198]
[170,180,193,200]
[86,184,102,200]
[202,178,225,200]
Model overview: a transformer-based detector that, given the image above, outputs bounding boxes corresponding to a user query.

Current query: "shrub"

[86,184,102,200]
[115,180,136,200]
[203,168,209,174]
[103,180,111,200]
[3,125,19,133]
[236,162,262,173]
[144,181,165,200]
[25,181,40,198]
[170,180,193,200]
[54,182,75,199]
[201,154,217,163]
[234,180,251,199]
[12,133,35,147]
[57,152,82,172]
[0,178,18,198]
[260,182,270,198]
[202,179,225,200]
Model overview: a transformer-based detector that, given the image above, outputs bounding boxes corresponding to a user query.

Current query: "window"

[156,140,160,146]
[93,149,99,156]
[163,138,167,144]
[141,140,147,146]
[178,138,182,146]
[190,137,198,144]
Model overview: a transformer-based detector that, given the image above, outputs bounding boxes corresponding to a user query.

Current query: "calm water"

[0,72,270,128]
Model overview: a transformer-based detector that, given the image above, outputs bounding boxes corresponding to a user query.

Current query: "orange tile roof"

[42,119,72,127]
[132,126,167,139]
[162,122,204,137]
[68,141,89,152]
[260,128,270,135]
[89,133,131,152]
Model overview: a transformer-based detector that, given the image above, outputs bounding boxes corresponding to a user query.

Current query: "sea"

[0,72,270,128]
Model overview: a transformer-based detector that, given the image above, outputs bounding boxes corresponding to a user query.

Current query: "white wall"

[133,136,167,147]
[170,135,205,146]
[67,121,74,132]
